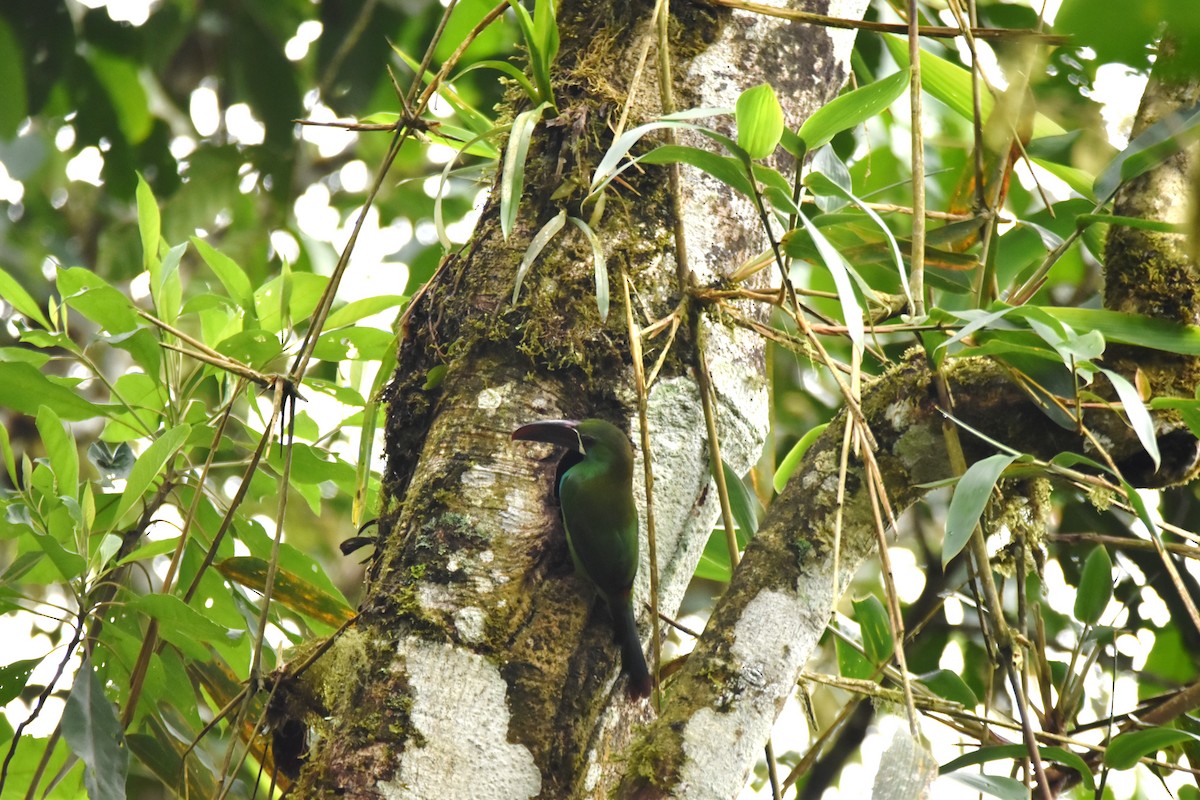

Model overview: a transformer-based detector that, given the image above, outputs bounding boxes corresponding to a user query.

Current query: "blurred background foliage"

[0,0,1198,797]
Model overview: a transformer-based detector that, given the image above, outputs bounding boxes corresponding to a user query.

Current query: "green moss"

[621,724,685,793]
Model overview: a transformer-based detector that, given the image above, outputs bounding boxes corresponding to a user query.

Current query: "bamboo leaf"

[0,265,51,329]
[113,424,191,525]
[217,556,355,627]
[1074,545,1113,625]
[1101,368,1160,471]
[944,453,1018,566]
[796,209,864,347]
[798,68,909,152]
[853,594,893,665]
[1105,727,1200,770]
[883,35,1063,140]
[773,423,828,494]
[135,172,161,273]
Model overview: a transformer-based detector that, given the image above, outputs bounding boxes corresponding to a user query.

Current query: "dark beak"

[512,419,585,453]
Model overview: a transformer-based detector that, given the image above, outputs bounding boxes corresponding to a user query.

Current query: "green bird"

[512,418,652,699]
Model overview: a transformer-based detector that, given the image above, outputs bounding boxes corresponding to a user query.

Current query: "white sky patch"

[65,146,105,186]
[225,103,266,146]
[270,229,301,263]
[422,174,443,199]
[55,124,75,152]
[0,160,24,204]
[75,0,157,25]
[888,546,925,604]
[294,183,341,241]
[129,271,151,301]
[190,83,220,137]
[1093,63,1149,149]
[286,20,323,62]
[169,135,196,160]
[427,142,456,165]
[301,102,357,159]
[339,159,369,193]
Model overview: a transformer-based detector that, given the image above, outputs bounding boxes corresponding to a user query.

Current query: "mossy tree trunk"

[296,1,868,797]
[296,4,1199,798]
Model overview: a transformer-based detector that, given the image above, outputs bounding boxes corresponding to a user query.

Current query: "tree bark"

[296,1,869,797]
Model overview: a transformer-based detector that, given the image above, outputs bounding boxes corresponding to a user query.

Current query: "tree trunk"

[296,1,869,797]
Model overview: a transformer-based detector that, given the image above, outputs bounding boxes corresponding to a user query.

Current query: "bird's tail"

[612,594,652,699]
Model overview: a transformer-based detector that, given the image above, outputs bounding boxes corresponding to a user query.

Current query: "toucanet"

[512,418,652,699]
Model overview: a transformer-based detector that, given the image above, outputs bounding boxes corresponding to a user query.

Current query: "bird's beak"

[512,419,585,453]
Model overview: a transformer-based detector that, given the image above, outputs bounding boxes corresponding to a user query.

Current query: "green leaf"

[457,59,539,103]
[942,772,1028,800]
[512,209,566,305]
[1101,368,1161,472]
[324,295,407,329]
[113,425,191,525]
[0,16,27,138]
[1043,307,1200,355]
[917,669,978,708]
[803,172,909,303]
[774,423,828,494]
[57,266,139,334]
[129,594,241,660]
[0,362,104,421]
[639,144,755,196]
[135,173,161,273]
[835,629,874,680]
[216,557,355,628]
[191,236,255,311]
[799,68,909,152]
[36,406,78,498]
[713,459,762,541]
[883,35,1063,140]
[1074,545,1113,625]
[567,216,608,322]
[853,595,893,665]
[590,114,724,196]
[736,84,784,160]
[0,657,42,705]
[0,265,50,329]
[944,453,1019,566]
[796,209,864,347]
[1104,727,1200,770]
[89,49,152,145]
[0,417,17,485]
[941,745,1094,791]
[1094,101,1200,200]
[501,101,551,240]
[62,659,129,800]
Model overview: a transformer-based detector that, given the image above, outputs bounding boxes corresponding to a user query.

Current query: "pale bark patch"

[387,637,541,799]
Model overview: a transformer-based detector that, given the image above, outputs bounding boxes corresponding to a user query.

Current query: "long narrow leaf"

[512,209,566,304]
[567,216,608,321]
[883,35,1063,140]
[1101,368,1161,471]
[796,209,864,347]
[436,124,508,248]
[501,102,551,240]
[0,265,51,328]
[804,171,910,305]
[943,453,1018,566]
[590,119,706,196]
[798,68,910,152]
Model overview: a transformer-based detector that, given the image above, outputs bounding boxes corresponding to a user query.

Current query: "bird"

[512,418,653,699]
